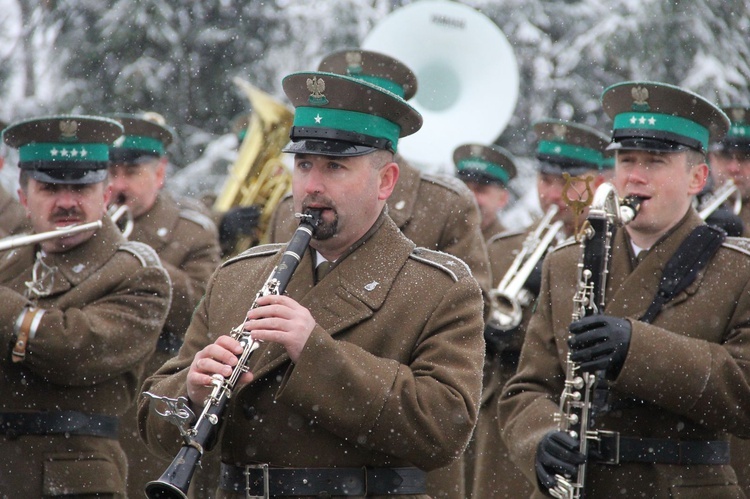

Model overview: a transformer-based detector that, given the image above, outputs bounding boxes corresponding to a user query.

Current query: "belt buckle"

[596,430,620,465]
[245,463,269,499]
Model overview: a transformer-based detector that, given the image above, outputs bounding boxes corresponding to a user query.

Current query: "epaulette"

[119,241,163,268]
[421,173,471,196]
[722,237,750,257]
[179,208,218,232]
[409,247,472,283]
[548,236,577,253]
[487,227,527,245]
[222,243,283,267]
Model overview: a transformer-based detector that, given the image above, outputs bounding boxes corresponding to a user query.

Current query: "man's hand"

[535,430,586,494]
[187,335,254,406]
[568,315,632,380]
[243,294,316,363]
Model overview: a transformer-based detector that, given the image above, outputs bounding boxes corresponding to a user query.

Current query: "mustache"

[50,207,84,221]
[301,194,336,212]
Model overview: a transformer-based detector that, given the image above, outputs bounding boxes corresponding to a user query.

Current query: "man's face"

[464,180,509,230]
[18,178,110,253]
[108,157,166,218]
[708,150,750,199]
[536,170,601,237]
[292,152,398,259]
[614,149,706,243]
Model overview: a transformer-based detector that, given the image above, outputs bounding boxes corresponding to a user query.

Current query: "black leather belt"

[220,463,426,497]
[596,434,730,465]
[0,411,119,440]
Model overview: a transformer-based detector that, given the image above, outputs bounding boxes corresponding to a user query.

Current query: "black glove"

[218,205,262,250]
[568,315,632,380]
[704,206,743,237]
[484,323,521,356]
[523,258,543,297]
[535,430,586,494]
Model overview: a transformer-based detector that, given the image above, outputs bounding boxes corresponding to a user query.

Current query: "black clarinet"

[143,210,321,499]
[551,185,642,499]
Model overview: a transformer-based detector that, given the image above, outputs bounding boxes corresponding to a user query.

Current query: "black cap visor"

[282,139,379,157]
[609,128,701,153]
[109,147,161,165]
[457,169,506,186]
[24,165,108,185]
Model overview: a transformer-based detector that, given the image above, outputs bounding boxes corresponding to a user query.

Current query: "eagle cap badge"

[631,86,651,112]
[306,76,329,106]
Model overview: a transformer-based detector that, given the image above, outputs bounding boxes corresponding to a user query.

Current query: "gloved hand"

[704,206,743,237]
[523,258,543,297]
[568,315,632,380]
[484,323,521,356]
[535,430,586,494]
[219,205,262,251]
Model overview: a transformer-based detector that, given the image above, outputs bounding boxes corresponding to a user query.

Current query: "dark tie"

[315,261,333,284]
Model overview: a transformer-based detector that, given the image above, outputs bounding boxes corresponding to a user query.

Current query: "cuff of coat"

[613,320,712,412]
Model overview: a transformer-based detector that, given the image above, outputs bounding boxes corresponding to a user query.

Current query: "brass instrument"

[0,220,103,252]
[143,210,321,499]
[697,179,742,219]
[551,184,642,499]
[107,204,134,238]
[213,77,294,254]
[487,205,563,331]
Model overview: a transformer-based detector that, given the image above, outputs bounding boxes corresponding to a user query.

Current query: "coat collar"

[0,217,124,297]
[606,208,705,318]
[386,156,421,229]
[248,212,415,380]
[130,192,179,250]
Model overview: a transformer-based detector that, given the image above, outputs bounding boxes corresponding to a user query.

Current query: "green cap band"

[114,135,165,155]
[728,123,750,139]
[350,74,404,98]
[457,158,510,184]
[19,143,110,162]
[537,140,603,166]
[294,107,401,150]
[613,112,709,150]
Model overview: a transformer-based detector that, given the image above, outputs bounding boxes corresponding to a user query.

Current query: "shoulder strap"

[639,225,725,323]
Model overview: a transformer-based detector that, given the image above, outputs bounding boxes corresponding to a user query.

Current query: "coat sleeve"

[276,272,485,471]
[497,255,567,491]
[0,252,171,386]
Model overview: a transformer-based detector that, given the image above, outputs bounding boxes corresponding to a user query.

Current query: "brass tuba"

[213,77,294,255]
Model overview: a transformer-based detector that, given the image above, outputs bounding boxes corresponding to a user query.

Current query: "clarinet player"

[139,71,485,498]
[499,82,750,498]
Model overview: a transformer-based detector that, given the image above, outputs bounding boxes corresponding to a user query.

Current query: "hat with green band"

[533,119,609,176]
[453,143,516,186]
[318,50,418,101]
[109,112,173,164]
[602,81,728,154]
[281,71,422,157]
[2,115,123,185]
[711,105,750,153]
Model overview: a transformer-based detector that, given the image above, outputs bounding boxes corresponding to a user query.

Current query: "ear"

[688,162,708,196]
[17,186,29,217]
[155,157,168,189]
[102,182,112,214]
[378,161,399,201]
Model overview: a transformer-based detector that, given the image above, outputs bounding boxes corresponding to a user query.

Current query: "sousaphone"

[363,0,519,174]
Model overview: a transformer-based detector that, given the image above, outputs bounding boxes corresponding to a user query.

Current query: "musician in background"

[0,115,171,497]
[139,71,485,499]
[107,112,222,497]
[707,105,750,237]
[0,120,31,237]
[470,120,608,498]
[453,143,516,240]
[707,104,750,491]
[500,82,750,497]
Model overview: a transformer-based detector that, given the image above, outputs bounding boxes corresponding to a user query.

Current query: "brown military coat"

[267,160,491,498]
[0,184,30,236]
[120,191,221,498]
[466,227,535,498]
[482,216,506,242]
[0,218,171,497]
[499,210,750,498]
[139,213,485,499]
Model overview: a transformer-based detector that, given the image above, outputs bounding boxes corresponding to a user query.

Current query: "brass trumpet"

[107,204,134,238]
[0,220,104,252]
[697,179,742,219]
[486,206,564,331]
